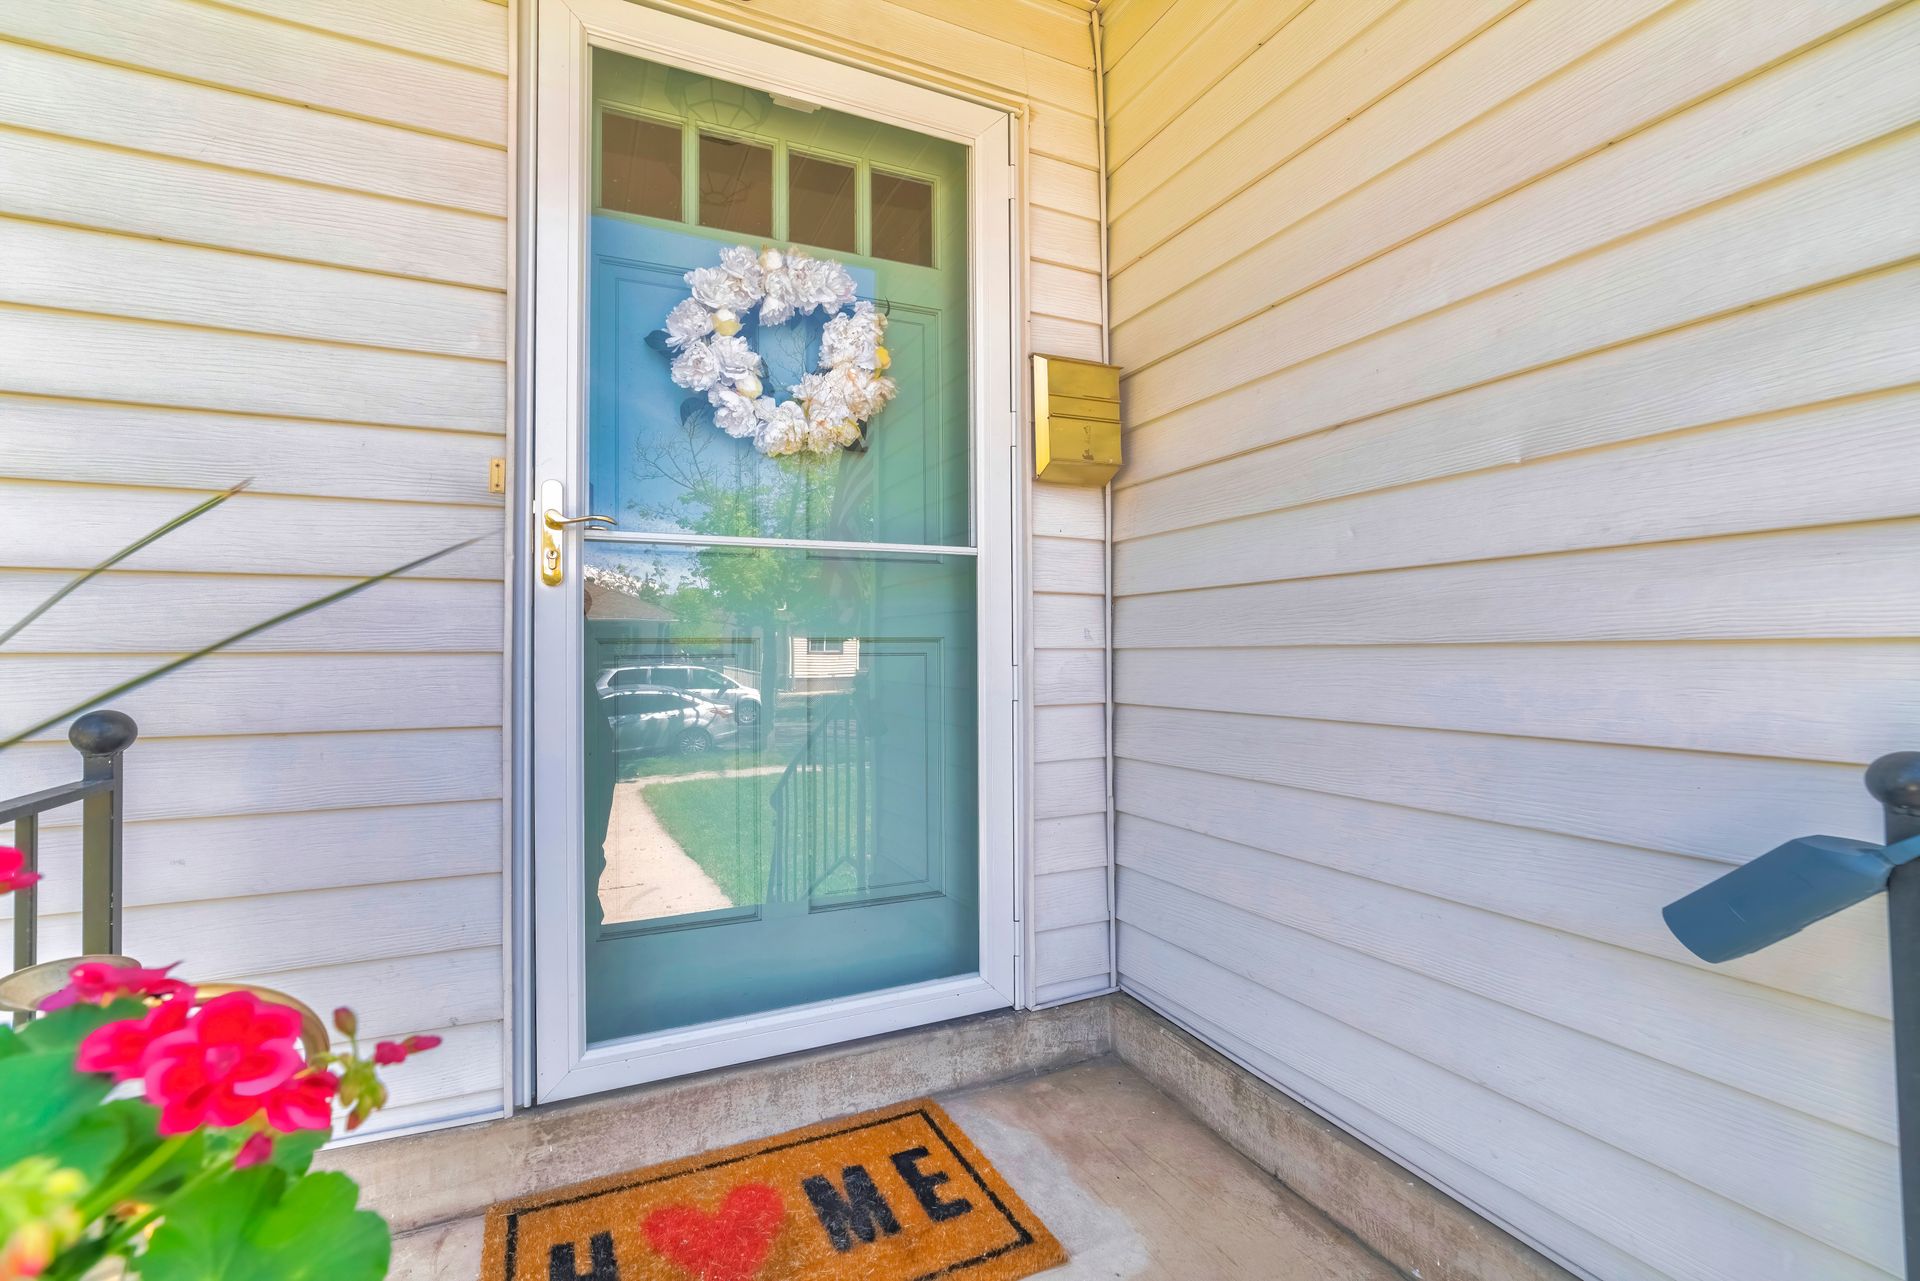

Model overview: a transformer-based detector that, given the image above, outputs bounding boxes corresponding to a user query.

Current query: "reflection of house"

[790,634,860,681]
[583,579,675,675]
[587,584,760,682]
[583,581,676,626]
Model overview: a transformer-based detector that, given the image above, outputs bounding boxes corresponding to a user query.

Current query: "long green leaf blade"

[0,479,253,649]
[0,536,484,751]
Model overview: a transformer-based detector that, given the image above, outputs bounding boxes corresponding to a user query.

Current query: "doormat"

[479,1099,1065,1281]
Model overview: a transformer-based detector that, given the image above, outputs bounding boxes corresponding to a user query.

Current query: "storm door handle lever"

[543,510,617,530]
[536,479,615,587]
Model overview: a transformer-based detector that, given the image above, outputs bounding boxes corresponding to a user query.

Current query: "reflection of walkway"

[596,765,787,924]
[643,764,785,785]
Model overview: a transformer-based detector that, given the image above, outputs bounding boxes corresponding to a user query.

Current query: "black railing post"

[10,813,36,1027]
[71,711,137,957]
[1867,751,1920,1279]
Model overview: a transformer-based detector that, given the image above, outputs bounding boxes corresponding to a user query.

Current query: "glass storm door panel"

[579,49,975,1045]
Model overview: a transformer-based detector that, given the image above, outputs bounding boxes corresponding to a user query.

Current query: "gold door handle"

[536,480,615,587]
[544,510,617,530]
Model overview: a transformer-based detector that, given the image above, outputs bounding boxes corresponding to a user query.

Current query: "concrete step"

[386,1059,1405,1281]
[328,996,1570,1281]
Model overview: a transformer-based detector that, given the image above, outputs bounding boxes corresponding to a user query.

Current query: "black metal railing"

[2,710,137,1019]
[767,694,875,904]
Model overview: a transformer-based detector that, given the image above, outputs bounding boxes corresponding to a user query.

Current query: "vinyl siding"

[0,0,511,1138]
[1104,0,1918,1278]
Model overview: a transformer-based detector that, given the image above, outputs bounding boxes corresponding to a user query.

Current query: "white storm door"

[525,0,1020,1104]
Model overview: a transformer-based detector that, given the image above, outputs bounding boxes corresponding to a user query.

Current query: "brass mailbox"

[1033,354,1122,486]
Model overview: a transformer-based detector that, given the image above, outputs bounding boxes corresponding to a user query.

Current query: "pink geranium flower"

[262,1070,339,1133]
[371,1035,441,1066]
[139,992,308,1135]
[78,991,310,1137]
[40,961,191,1012]
[80,992,358,1138]
[233,1132,275,1169]
[76,997,193,1083]
[0,847,40,894]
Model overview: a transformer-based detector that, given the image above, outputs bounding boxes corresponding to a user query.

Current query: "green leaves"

[0,1004,392,1281]
[0,1012,117,1170]
[263,1132,327,1178]
[140,1169,389,1281]
[0,1054,108,1168]
[34,1103,132,1186]
[135,1169,272,1281]
[250,1173,389,1281]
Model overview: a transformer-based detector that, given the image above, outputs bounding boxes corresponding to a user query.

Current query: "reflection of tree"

[631,398,874,697]
[631,315,875,536]
[629,400,810,524]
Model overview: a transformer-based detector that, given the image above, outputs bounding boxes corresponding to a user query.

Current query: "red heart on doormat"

[642,1183,786,1281]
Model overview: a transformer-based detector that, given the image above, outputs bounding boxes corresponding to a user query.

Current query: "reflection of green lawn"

[642,771,780,902]
[642,761,869,903]
[618,744,780,781]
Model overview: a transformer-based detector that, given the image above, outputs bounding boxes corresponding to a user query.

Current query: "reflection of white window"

[792,635,859,679]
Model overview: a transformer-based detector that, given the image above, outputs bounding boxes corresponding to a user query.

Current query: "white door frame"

[525,0,1022,1104]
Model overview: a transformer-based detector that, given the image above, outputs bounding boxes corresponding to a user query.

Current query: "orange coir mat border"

[479,1097,1065,1281]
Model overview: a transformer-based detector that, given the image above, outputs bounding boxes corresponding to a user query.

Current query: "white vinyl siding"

[0,0,511,1137]
[1104,0,1917,1278]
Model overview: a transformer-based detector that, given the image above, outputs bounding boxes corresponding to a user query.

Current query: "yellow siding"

[1107,1,1919,1278]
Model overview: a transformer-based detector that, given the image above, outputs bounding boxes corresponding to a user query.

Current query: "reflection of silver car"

[597,686,734,757]
[596,664,762,726]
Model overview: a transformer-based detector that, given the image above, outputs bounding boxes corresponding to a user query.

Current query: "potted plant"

[0,485,480,1278]
[0,901,437,1279]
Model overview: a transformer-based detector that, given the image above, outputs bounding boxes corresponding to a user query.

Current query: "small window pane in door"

[788,152,857,253]
[871,171,934,266]
[698,134,773,236]
[601,113,681,221]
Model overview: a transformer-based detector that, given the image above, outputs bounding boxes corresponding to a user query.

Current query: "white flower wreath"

[662,245,896,457]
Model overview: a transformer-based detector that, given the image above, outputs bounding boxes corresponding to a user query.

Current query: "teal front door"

[574,49,984,1045]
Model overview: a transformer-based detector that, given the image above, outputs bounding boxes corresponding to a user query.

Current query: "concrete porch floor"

[386,1057,1404,1280]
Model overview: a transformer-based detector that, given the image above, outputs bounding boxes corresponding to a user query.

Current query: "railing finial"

[68,710,137,757]
[1868,752,1920,813]
[1868,752,1920,846]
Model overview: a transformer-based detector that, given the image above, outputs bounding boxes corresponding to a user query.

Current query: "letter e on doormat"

[480,1100,1065,1281]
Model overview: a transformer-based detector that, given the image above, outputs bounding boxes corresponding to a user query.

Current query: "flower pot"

[0,954,138,1014]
